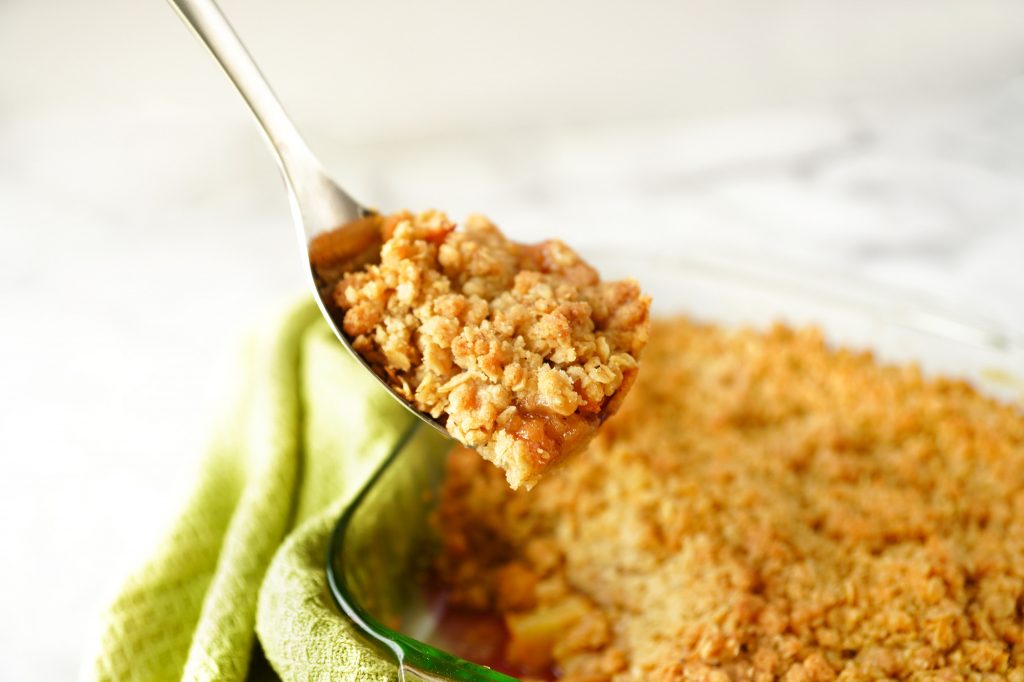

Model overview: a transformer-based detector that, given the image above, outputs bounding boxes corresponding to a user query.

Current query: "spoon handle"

[167,0,362,238]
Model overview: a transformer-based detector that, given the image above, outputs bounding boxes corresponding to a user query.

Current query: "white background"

[2,0,1024,679]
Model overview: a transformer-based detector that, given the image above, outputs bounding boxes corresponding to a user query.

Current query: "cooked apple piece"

[504,596,591,671]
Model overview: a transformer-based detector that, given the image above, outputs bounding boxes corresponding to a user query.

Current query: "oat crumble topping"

[310,210,650,490]
[433,318,1024,681]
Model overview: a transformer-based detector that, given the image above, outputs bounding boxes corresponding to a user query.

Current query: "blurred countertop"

[2,0,1024,679]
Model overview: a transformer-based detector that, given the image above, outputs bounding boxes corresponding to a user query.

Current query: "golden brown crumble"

[311,210,650,490]
[433,318,1024,681]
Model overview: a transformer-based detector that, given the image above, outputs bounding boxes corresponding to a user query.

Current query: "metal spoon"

[167,0,449,438]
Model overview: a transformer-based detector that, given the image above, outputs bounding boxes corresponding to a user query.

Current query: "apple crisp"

[310,210,650,490]
[433,318,1024,681]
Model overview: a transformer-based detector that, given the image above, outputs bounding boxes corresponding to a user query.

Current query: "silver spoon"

[168,0,449,438]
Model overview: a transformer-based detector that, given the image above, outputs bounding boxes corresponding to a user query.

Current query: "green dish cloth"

[88,302,414,682]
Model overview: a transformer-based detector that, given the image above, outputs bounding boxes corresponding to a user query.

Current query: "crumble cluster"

[313,210,650,490]
[433,318,1024,681]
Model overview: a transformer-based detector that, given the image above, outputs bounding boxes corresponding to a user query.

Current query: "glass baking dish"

[326,249,1024,681]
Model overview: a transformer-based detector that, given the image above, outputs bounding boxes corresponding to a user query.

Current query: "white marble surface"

[2,1,1024,680]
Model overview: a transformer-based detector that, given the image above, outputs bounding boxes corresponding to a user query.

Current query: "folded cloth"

[88,302,414,682]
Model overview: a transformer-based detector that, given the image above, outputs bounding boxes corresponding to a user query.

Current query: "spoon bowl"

[168,0,450,438]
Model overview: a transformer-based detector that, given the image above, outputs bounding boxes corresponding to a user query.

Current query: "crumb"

[433,318,1024,681]
[313,210,650,489]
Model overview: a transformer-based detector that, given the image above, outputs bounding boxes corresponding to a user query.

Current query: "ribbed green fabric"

[88,302,410,681]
